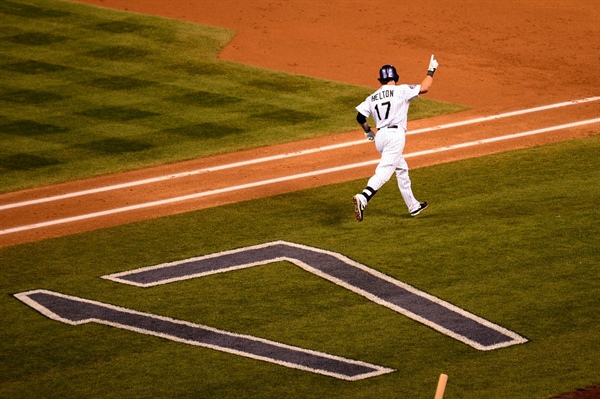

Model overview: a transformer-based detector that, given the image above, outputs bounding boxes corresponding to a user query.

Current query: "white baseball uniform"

[355,83,421,213]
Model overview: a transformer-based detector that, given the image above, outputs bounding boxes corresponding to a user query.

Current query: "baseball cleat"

[410,201,428,217]
[353,195,365,222]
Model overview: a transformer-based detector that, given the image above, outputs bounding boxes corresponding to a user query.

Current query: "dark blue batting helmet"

[378,65,399,82]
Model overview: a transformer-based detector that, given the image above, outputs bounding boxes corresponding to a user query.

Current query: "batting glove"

[364,130,375,141]
[427,54,438,76]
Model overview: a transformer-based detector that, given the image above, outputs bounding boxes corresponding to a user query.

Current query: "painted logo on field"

[15,241,527,380]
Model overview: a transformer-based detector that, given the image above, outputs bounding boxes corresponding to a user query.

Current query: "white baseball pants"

[366,127,420,212]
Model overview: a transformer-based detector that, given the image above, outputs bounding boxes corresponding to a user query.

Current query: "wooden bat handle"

[434,374,448,399]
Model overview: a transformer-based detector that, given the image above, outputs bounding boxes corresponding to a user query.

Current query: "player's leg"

[369,130,403,190]
[395,158,427,216]
[353,130,401,221]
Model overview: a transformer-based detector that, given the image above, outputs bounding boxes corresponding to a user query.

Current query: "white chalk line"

[408,96,599,134]
[2,117,598,236]
[1,96,598,211]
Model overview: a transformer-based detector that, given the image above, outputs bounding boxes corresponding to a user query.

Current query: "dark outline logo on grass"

[15,241,527,380]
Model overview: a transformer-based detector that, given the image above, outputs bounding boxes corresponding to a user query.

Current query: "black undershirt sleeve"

[356,112,367,124]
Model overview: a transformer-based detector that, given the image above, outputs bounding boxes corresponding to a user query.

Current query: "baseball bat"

[434,373,448,399]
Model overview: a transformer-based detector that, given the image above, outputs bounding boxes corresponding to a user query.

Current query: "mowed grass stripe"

[0,0,467,193]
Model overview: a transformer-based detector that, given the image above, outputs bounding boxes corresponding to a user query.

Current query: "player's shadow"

[307,193,435,227]
[308,198,349,226]
[364,204,435,221]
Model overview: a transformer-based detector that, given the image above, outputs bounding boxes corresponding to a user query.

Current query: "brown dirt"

[1,0,597,248]
[1,0,598,397]
[550,385,600,399]
[0,1,597,231]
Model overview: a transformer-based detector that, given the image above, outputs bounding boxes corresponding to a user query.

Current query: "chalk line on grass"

[1,117,598,235]
[1,97,598,211]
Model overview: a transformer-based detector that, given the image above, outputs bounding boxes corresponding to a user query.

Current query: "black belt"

[387,125,398,129]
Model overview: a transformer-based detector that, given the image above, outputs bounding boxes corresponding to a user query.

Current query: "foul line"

[2,117,598,236]
[1,96,598,211]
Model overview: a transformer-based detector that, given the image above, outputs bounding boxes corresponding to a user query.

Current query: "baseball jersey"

[356,84,420,130]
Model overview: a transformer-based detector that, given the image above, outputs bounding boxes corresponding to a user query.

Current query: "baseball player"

[353,55,438,222]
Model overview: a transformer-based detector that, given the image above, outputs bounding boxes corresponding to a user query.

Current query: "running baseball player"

[353,55,438,222]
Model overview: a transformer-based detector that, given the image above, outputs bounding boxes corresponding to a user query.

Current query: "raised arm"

[419,55,438,94]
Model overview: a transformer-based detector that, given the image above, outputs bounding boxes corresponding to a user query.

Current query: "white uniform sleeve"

[403,84,421,101]
[355,97,371,117]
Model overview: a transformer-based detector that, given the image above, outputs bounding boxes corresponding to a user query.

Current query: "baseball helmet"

[378,65,399,82]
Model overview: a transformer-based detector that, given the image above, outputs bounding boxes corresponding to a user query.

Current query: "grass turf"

[1,0,598,397]
[1,135,598,398]
[0,0,466,193]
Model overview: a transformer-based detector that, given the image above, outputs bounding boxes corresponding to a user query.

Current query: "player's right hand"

[365,130,375,141]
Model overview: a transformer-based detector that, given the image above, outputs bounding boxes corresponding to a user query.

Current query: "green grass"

[0,0,467,193]
[2,0,598,397]
[1,135,598,399]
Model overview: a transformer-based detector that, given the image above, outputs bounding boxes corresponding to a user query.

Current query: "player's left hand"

[364,130,375,141]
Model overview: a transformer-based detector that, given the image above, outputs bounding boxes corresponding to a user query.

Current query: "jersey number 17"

[375,101,391,120]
